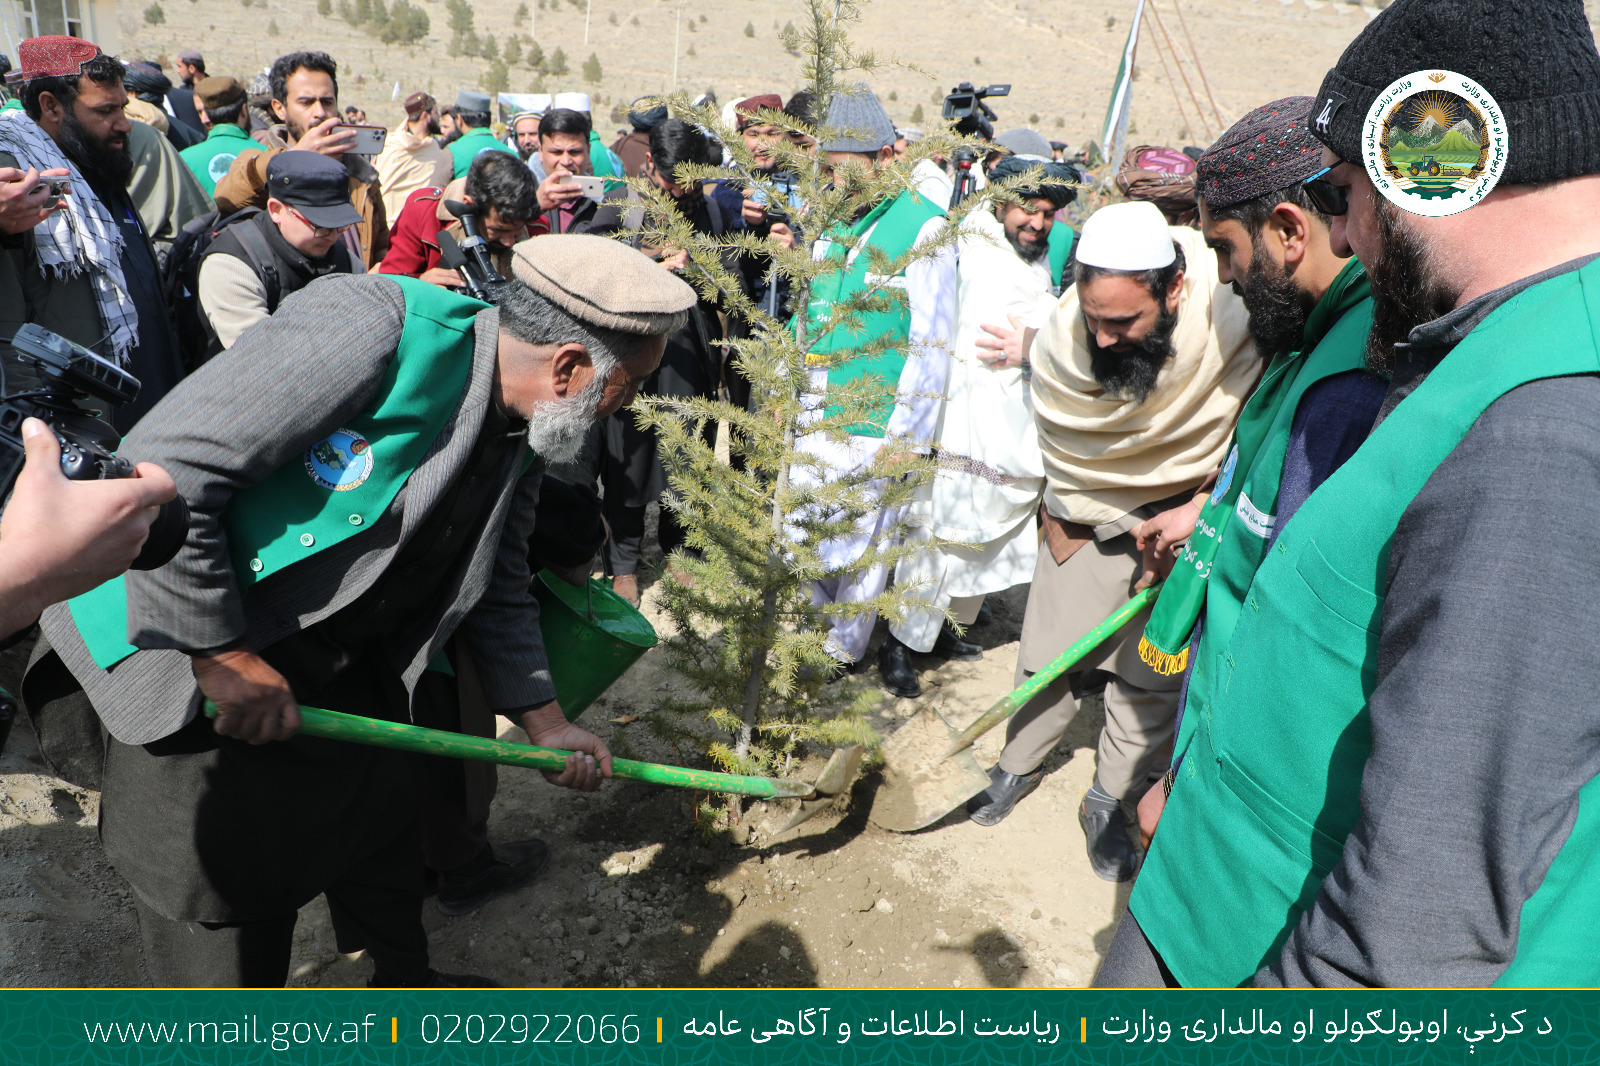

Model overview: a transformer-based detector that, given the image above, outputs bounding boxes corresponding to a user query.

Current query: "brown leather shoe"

[611,573,640,606]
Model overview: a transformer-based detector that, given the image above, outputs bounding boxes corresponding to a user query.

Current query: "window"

[20,0,86,40]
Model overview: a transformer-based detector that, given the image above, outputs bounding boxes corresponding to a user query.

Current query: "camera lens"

[131,494,191,571]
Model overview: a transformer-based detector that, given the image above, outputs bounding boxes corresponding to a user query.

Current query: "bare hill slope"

[124,0,1600,152]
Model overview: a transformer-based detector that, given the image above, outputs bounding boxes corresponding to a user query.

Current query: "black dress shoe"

[437,838,553,916]
[876,635,922,698]
[370,969,502,988]
[965,765,1044,826]
[1079,795,1140,882]
[933,621,983,661]
[974,600,994,627]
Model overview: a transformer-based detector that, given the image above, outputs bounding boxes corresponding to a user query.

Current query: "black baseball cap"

[265,150,363,229]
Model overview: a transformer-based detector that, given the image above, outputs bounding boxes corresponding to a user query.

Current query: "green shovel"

[202,700,816,800]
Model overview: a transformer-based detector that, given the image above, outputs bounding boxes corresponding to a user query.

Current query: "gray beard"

[524,375,606,463]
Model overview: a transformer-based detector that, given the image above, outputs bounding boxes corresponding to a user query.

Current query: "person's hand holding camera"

[0,166,69,235]
[0,417,176,639]
[296,116,357,159]
[194,646,301,745]
[536,172,584,213]
[420,266,464,290]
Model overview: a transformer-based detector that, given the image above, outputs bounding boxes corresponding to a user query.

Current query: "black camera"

[942,82,1012,209]
[0,323,189,570]
[440,200,507,303]
[942,81,1010,140]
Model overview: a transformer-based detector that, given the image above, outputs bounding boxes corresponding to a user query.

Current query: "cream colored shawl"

[1031,225,1261,528]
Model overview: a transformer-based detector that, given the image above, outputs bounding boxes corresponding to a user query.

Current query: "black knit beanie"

[1311,0,1600,184]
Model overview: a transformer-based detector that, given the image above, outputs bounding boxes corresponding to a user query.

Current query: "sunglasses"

[1302,166,1349,217]
[289,207,351,238]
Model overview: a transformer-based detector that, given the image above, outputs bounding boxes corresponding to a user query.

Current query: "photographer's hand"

[741,194,769,229]
[420,266,464,290]
[517,702,613,792]
[0,166,69,234]
[657,248,690,272]
[296,116,357,158]
[194,646,301,744]
[0,418,176,639]
[536,172,584,212]
[767,222,796,252]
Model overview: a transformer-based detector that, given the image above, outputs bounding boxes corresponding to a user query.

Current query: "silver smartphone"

[560,174,607,199]
[336,124,388,155]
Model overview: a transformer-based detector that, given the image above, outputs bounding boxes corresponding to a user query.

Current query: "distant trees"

[549,47,569,76]
[582,51,602,84]
[144,2,165,22]
[482,58,510,94]
[380,0,429,43]
[744,20,755,36]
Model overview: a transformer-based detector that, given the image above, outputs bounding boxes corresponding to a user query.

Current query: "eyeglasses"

[290,207,351,238]
[1302,166,1349,217]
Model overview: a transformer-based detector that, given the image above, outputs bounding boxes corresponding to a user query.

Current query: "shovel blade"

[869,707,993,832]
[772,744,865,835]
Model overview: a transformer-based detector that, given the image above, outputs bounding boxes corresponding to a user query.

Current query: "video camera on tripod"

[942,81,1010,209]
[438,200,507,302]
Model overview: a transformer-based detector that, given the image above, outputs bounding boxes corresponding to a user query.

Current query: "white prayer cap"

[1075,201,1176,271]
[552,92,592,113]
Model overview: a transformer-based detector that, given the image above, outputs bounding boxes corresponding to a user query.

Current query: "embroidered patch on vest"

[1362,70,1508,218]
[304,428,374,492]
[1210,444,1238,506]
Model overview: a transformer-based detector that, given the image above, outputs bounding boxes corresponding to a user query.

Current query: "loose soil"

[0,514,1130,989]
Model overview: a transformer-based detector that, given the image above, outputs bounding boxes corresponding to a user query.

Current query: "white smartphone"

[336,124,388,155]
[560,174,607,199]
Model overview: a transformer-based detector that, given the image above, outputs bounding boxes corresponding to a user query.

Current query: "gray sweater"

[1262,256,1600,986]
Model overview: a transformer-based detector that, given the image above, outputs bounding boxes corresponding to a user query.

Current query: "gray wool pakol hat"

[511,234,696,335]
[995,127,1054,160]
[820,84,896,154]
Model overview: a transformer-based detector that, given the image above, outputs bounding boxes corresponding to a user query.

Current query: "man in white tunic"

[877,154,1080,697]
[793,86,957,668]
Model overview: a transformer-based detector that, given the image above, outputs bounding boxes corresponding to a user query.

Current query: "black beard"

[56,109,131,188]
[1365,198,1461,377]
[1006,229,1049,264]
[439,128,462,148]
[426,116,442,137]
[517,144,536,161]
[1086,303,1180,404]
[1236,241,1314,359]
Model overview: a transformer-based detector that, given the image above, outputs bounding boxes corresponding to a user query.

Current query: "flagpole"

[1100,0,1146,167]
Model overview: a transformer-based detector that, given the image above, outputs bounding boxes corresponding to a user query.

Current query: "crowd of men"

[3,0,1599,989]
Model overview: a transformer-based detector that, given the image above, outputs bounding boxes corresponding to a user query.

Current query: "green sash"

[67,277,487,670]
[803,189,945,436]
[1132,258,1600,988]
[1045,222,1075,294]
[1137,259,1371,675]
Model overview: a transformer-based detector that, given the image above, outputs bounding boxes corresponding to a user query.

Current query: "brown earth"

[0,507,1134,989]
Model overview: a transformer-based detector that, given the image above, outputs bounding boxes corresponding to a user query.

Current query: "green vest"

[803,189,945,436]
[449,127,517,179]
[1140,260,1372,677]
[179,123,253,197]
[588,129,618,180]
[1132,259,1600,988]
[68,277,488,670]
[1045,222,1075,294]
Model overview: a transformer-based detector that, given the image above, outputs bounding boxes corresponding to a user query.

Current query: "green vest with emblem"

[68,276,488,670]
[1131,259,1600,988]
[179,123,254,198]
[803,189,945,436]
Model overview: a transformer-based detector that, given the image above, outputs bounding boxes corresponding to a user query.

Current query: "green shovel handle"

[201,701,815,800]
[942,583,1163,758]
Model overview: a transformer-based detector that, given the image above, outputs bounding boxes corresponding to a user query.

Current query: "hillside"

[116,0,1401,151]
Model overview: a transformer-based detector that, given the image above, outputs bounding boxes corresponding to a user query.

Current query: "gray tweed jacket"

[41,273,557,745]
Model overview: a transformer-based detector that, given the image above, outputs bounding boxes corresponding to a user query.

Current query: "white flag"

[1100,0,1146,167]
